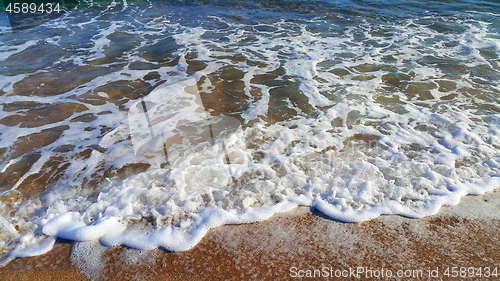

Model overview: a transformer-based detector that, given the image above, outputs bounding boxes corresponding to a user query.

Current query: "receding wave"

[0,0,499,264]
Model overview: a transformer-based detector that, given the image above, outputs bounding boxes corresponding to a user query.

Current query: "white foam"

[9,235,56,258]
[1,4,500,264]
[70,240,106,280]
[0,41,38,61]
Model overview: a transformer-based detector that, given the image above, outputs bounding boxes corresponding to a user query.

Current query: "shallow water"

[0,0,500,262]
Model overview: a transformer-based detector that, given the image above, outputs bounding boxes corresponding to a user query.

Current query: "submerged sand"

[1,189,499,280]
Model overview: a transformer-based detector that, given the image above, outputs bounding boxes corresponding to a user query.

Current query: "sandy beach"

[1,189,499,280]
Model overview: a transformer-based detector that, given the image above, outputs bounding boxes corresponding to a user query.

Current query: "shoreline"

[1,189,500,280]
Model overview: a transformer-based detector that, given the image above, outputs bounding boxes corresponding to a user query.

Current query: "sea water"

[0,0,499,264]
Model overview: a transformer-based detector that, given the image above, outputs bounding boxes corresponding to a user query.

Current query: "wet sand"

[1,190,500,280]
